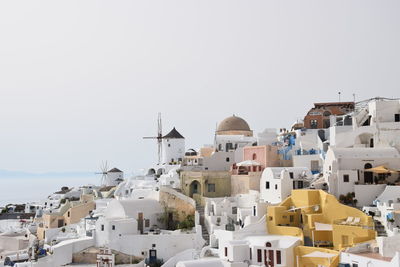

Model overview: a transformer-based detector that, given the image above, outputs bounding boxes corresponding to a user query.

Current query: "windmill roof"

[108,168,123,173]
[163,127,184,139]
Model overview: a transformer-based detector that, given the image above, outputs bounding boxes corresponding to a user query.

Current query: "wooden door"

[138,212,144,234]
[268,250,274,267]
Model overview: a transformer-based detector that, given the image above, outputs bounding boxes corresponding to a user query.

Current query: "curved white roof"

[329,147,400,159]
[177,259,225,267]
[374,186,400,205]
[105,199,163,219]
[243,235,301,248]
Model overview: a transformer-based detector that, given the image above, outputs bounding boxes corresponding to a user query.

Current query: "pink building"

[242,145,280,169]
[230,145,280,196]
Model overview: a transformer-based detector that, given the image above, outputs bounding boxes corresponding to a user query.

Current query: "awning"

[302,251,337,258]
[314,222,333,231]
[364,166,399,174]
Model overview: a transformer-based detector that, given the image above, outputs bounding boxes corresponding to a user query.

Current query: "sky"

[0,0,399,174]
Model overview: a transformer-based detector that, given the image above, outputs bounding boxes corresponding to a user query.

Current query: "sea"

[0,175,99,207]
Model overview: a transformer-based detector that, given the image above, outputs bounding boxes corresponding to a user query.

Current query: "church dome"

[216,115,253,136]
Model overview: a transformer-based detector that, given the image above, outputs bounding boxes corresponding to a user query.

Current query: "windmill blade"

[157,112,163,164]
[98,160,109,185]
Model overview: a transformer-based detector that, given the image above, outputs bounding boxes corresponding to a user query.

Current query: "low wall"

[159,187,196,221]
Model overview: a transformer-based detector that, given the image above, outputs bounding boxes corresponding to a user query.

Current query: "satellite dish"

[314,205,320,212]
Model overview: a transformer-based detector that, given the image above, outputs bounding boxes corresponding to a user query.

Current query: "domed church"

[216,115,253,137]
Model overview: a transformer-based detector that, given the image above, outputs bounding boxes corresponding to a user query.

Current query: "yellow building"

[180,171,231,204]
[267,189,376,267]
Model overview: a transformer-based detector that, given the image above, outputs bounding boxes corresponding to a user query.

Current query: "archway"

[189,180,201,198]
[364,163,373,184]
[156,168,165,177]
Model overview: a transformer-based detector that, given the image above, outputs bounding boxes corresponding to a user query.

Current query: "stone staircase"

[196,203,209,246]
[374,219,387,237]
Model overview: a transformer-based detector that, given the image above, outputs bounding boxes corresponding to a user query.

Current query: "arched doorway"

[147,168,156,176]
[364,163,373,184]
[189,181,201,198]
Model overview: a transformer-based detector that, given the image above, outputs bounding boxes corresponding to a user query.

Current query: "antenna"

[353,93,356,102]
[143,113,163,164]
[338,91,341,102]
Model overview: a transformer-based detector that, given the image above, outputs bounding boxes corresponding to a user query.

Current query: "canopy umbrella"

[364,165,399,174]
[236,160,261,167]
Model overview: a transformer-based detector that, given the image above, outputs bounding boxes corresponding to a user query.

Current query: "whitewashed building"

[323,147,400,198]
[260,167,313,204]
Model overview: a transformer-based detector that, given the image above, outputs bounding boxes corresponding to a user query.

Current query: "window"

[225,247,228,257]
[395,114,400,122]
[67,211,70,217]
[145,219,150,227]
[249,248,252,260]
[275,184,278,190]
[232,207,237,214]
[101,225,104,231]
[266,181,270,189]
[252,153,257,160]
[266,242,271,247]
[253,206,256,216]
[290,215,294,222]
[257,249,262,262]
[112,225,115,230]
[352,263,359,267]
[168,144,171,147]
[289,172,294,179]
[208,184,216,192]
[310,119,318,129]
[276,250,282,264]
[343,174,349,183]
[298,181,304,189]
[323,111,331,117]
[226,157,230,162]
[311,160,319,172]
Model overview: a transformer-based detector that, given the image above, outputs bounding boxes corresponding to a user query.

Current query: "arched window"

[266,242,272,247]
[252,153,257,160]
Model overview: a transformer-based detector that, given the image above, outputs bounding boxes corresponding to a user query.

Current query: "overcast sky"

[0,0,399,174]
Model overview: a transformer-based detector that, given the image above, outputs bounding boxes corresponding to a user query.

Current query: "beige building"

[230,163,262,196]
[230,145,281,196]
[37,194,95,240]
[180,171,231,204]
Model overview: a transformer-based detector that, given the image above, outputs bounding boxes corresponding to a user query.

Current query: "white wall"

[355,184,386,207]
[105,231,204,261]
